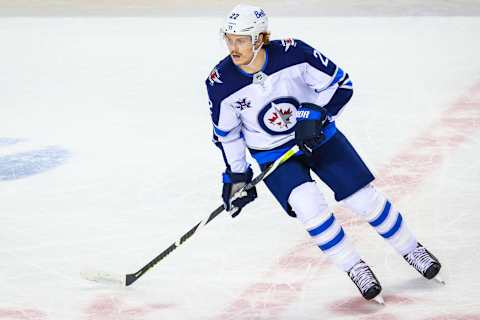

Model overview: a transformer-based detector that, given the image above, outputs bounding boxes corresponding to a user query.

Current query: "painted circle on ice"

[258,97,299,135]
[0,138,70,181]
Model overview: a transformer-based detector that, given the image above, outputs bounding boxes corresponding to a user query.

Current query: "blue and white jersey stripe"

[316,67,347,92]
[213,125,230,137]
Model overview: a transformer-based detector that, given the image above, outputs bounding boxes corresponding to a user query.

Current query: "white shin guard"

[288,182,360,271]
[342,184,417,256]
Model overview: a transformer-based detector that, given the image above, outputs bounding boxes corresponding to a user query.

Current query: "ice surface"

[0,12,479,320]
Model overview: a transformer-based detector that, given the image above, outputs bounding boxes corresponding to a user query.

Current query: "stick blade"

[80,270,126,286]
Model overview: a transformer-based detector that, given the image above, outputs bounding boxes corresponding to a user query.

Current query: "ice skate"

[348,260,383,303]
[404,243,443,283]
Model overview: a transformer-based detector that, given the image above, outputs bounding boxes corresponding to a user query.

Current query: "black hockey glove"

[295,103,328,156]
[222,166,258,218]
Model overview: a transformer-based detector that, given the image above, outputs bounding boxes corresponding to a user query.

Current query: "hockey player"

[205,4,442,302]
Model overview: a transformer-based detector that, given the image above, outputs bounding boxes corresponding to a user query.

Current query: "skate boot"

[347,260,383,302]
[403,243,441,280]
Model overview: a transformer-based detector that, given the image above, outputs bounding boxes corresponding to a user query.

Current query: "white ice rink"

[1,6,480,320]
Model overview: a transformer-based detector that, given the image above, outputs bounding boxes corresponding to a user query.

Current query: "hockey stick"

[81,145,299,286]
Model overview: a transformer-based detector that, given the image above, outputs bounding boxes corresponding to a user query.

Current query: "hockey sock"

[289,182,361,271]
[304,212,361,271]
[343,184,417,256]
[368,199,417,256]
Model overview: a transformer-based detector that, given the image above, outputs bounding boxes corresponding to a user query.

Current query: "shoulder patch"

[208,68,223,86]
[281,38,297,52]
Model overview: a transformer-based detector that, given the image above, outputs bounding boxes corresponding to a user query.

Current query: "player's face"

[224,34,254,65]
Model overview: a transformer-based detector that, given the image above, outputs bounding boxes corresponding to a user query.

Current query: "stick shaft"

[125,205,223,285]
[125,145,299,286]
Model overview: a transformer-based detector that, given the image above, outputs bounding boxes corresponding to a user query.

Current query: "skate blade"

[80,270,126,286]
[372,294,385,305]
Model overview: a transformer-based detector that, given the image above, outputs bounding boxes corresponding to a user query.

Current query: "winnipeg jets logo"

[258,97,300,135]
[208,68,223,86]
[268,103,293,128]
[281,38,296,52]
[233,97,252,111]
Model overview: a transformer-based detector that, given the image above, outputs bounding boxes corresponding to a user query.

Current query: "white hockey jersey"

[205,39,352,173]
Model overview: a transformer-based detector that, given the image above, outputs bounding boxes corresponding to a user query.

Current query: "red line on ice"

[84,295,175,320]
[0,308,46,320]
[329,294,416,316]
[423,315,480,320]
[215,82,480,320]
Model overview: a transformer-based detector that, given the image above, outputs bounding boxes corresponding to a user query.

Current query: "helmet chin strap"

[245,35,264,68]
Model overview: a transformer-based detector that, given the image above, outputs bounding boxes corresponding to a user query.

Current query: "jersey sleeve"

[206,81,249,173]
[297,39,353,120]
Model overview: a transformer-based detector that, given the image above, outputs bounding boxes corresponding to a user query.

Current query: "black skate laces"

[348,262,377,293]
[404,246,434,274]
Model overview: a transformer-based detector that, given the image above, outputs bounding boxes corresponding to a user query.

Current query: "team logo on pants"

[258,97,300,135]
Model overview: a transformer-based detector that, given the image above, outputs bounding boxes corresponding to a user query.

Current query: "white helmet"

[221,4,268,44]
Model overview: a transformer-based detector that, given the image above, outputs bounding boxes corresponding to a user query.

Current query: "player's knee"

[341,184,386,220]
[288,182,329,225]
